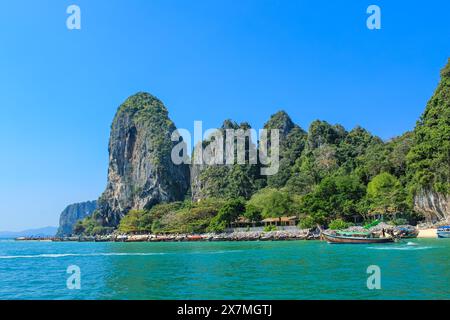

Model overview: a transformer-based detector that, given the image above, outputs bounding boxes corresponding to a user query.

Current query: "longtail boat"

[437,226,450,238]
[322,232,394,244]
[318,226,395,244]
[395,226,419,239]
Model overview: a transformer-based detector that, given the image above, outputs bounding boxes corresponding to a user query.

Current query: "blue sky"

[0,0,449,231]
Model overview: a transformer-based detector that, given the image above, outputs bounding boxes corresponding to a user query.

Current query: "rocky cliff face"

[96,93,190,227]
[190,160,207,202]
[56,201,97,236]
[414,189,450,222]
[190,120,239,202]
[190,120,263,201]
[190,111,306,200]
[264,111,306,188]
[408,59,450,222]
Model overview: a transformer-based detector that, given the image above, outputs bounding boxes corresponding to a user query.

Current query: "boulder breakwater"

[17,229,320,242]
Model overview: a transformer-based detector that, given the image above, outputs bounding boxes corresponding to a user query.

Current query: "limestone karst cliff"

[96,93,190,227]
[56,200,97,237]
[190,120,264,202]
[413,190,449,222]
[407,58,450,222]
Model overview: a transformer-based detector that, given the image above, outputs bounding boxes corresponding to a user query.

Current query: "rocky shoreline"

[17,229,320,242]
[16,223,444,242]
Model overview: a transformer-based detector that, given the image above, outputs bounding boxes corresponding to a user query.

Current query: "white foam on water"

[0,252,167,259]
[0,250,244,259]
[367,245,433,251]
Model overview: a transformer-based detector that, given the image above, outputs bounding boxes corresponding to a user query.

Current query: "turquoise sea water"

[0,239,449,300]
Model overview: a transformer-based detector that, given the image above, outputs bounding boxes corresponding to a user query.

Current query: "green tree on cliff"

[246,188,293,218]
[407,59,450,196]
[366,172,406,216]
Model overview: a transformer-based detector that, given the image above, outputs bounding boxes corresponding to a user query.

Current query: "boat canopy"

[336,231,370,236]
[363,219,380,229]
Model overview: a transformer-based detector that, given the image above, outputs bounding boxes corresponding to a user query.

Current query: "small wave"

[0,252,167,259]
[367,246,433,251]
[0,250,244,259]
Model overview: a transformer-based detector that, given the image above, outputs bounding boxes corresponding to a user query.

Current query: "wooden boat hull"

[397,230,419,239]
[400,234,418,239]
[322,232,394,244]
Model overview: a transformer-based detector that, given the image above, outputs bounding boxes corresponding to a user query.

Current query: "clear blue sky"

[0,0,449,231]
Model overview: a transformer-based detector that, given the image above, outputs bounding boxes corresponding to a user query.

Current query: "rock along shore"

[17,229,320,242]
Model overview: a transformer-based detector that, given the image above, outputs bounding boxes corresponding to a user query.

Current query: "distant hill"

[0,226,57,239]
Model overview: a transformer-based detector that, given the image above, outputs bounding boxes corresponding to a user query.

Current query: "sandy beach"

[417,228,437,238]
